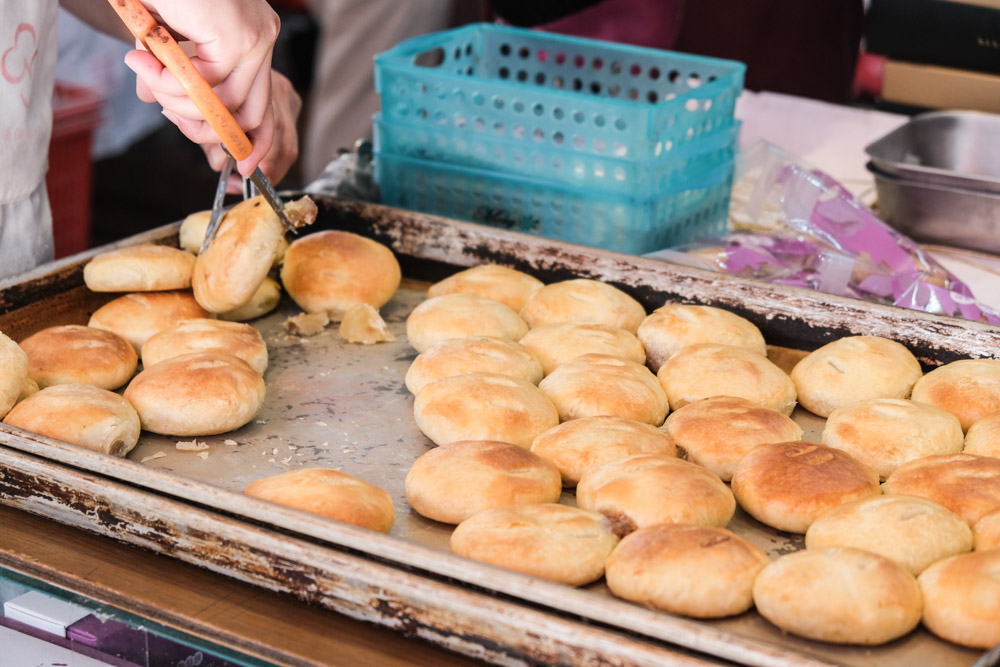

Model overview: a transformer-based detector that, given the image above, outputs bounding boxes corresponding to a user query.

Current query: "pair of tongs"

[108,0,297,250]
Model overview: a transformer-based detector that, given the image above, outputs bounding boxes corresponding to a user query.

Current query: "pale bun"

[20,325,137,390]
[519,279,645,333]
[405,440,561,524]
[911,358,1000,432]
[919,550,1000,649]
[141,318,268,375]
[605,524,769,619]
[123,351,265,436]
[791,336,922,418]
[281,230,400,316]
[404,336,542,395]
[0,331,30,418]
[450,503,618,586]
[530,416,676,487]
[83,244,195,292]
[657,343,796,415]
[637,304,765,372]
[3,383,140,457]
[427,264,543,312]
[245,468,395,533]
[406,293,528,353]
[89,290,213,353]
[218,276,282,322]
[519,323,645,375]
[883,453,1000,526]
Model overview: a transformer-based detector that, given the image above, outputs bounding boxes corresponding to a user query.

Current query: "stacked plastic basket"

[373,23,745,255]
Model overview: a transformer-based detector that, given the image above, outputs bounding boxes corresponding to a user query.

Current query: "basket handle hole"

[414,47,445,68]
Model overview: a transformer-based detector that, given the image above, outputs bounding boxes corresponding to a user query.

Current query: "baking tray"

[1,196,996,667]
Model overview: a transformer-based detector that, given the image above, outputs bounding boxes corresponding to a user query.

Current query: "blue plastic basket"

[375,23,745,165]
[375,149,734,255]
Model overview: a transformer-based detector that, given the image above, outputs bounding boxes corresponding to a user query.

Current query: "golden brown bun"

[731,441,881,534]
[427,264,543,312]
[88,291,213,353]
[519,323,645,376]
[919,550,1000,649]
[20,325,137,390]
[805,495,973,575]
[405,440,562,524]
[883,453,1000,526]
[974,508,1000,550]
[822,398,964,480]
[450,503,618,586]
[141,318,268,375]
[217,276,282,322]
[405,293,528,353]
[3,383,140,457]
[281,230,400,316]
[405,336,542,395]
[530,416,676,487]
[413,372,559,448]
[766,345,809,376]
[637,304,766,372]
[538,353,668,425]
[180,209,287,269]
[790,336,922,418]
[605,524,770,618]
[911,359,1000,432]
[123,351,265,436]
[577,454,735,536]
[964,412,1000,458]
[519,279,646,333]
[753,547,922,645]
[192,196,288,313]
[244,468,395,533]
[657,343,796,415]
[0,331,30,419]
[83,244,196,292]
[662,396,803,481]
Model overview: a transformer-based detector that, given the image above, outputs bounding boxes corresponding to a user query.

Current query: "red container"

[46,83,102,259]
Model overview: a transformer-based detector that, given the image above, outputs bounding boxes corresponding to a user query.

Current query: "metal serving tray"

[0,196,996,667]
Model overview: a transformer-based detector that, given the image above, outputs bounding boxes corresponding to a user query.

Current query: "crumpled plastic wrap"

[646,141,1000,324]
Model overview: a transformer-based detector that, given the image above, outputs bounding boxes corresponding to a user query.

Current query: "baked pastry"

[911,359,1000,432]
[656,343,796,415]
[576,454,735,535]
[281,229,400,317]
[405,292,529,353]
[605,524,770,618]
[405,440,562,524]
[339,304,395,344]
[974,508,1000,550]
[753,547,922,645]
[404,336,543,395]
[193,195,317,313]
[83,244,196,292]
[919,550,1000,649]
[244,468,395,533]
[805,495,973,575]
[662,396,803,481]
[519,279,646,333]
[730,441,881,533]
[217,276,282,322]
[123,351,265,436]
[636,304,766,372]
[883,453,1000,526]
[3,383,140,457]
[413,372,559,448]
[530,416,676,487]
[19,325,138,390]
[964,411,1000,458]
[140,318,268,375]
[821,398,964,479]
[450,503,619,586]
[88,290,213,353]
[179,209,287,268]
[0,331,30,419]
[790,336,922,418]
[538,353,668,425]
[518,323,645,375]
[427,264,543,312]
[17,376,38,402]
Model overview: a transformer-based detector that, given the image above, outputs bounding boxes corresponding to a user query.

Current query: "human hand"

[122,0,282,179]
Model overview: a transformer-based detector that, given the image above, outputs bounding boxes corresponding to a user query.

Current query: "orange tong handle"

[107,0,254,161]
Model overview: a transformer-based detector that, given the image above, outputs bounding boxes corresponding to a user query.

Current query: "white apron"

[0,0,58,279]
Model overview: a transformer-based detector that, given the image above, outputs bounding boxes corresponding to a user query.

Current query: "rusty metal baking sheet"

[0,197,993,667]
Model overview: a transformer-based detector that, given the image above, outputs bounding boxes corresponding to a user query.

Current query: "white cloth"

[0,0,58,278]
